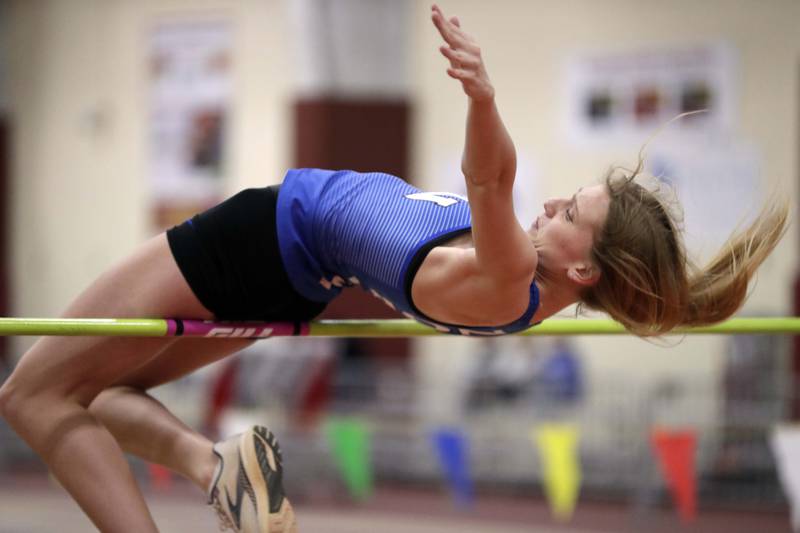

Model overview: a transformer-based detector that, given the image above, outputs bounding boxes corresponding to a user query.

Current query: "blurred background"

[0,0,799,531]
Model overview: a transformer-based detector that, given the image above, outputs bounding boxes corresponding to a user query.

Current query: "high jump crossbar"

[0,317,798,338]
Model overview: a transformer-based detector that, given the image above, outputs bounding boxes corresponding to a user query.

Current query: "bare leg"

[89,337,254,491]
[0,234,212,533]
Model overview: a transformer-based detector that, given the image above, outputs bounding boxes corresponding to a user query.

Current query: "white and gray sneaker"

[207,426,298,533]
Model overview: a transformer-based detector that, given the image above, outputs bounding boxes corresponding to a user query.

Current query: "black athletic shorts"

[166,185,328,321]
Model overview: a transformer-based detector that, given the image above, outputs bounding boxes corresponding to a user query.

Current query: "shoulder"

[412,244,536,326]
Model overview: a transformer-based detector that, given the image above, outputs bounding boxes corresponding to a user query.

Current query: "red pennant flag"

[651,428,697,522]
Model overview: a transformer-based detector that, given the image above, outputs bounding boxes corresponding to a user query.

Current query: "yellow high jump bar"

[0,317,798,338]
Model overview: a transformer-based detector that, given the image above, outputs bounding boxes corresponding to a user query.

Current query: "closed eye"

[567,192,580,223]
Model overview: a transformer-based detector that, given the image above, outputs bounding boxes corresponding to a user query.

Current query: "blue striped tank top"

[275,168,539,336]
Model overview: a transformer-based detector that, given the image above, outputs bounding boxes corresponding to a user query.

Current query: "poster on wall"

[648,137,761,263]
[148,19,232,229]
[562,43,737,147]
[561,41,758,263]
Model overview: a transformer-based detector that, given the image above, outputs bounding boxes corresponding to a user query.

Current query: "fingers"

[431,9,455,47]
[439,45,480,69]
[431,4,471,50]
[431,3,492,100]
[446,67,471,81]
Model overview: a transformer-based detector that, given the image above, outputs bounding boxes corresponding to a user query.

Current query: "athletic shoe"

[207,426,298,533]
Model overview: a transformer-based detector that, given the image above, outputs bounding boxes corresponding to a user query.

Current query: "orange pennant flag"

[651,428,697,522]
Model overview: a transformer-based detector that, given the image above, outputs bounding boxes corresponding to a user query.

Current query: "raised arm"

[431,5,537,281]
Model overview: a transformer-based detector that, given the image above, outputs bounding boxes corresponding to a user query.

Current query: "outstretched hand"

[431,4,494,102]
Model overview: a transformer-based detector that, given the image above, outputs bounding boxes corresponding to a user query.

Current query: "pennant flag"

[770,425,800,530]
[431,427,474,508]
[325,417,373,500]
[532,424,581,521]
[651,428,697,522]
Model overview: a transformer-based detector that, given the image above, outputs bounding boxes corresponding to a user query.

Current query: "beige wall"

[6,0,799,413]
[7,0,292,353]
[410,0,800,420]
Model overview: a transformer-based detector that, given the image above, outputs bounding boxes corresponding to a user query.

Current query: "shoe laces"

[210,492,236,532]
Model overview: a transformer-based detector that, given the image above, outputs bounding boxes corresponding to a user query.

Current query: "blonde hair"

[579,159,789,337]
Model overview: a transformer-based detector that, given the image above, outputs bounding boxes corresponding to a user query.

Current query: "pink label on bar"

[177,320,306,338]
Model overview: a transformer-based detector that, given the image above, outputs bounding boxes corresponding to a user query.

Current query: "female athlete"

[0,5,787,532]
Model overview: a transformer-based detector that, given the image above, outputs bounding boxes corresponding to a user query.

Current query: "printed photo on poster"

[563,43,737,147]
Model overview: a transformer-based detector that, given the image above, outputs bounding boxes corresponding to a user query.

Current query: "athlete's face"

[528,184,610,285]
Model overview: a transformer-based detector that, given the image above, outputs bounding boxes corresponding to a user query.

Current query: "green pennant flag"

[325,417,373,500]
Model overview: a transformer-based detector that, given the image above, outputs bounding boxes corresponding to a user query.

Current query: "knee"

[0,374,47,426]
[0,381,9,417]
[0,377,26,423]
[0,371,77,425]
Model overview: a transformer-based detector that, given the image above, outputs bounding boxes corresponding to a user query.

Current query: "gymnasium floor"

[0,476,791,533]
[0,488,554,533]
